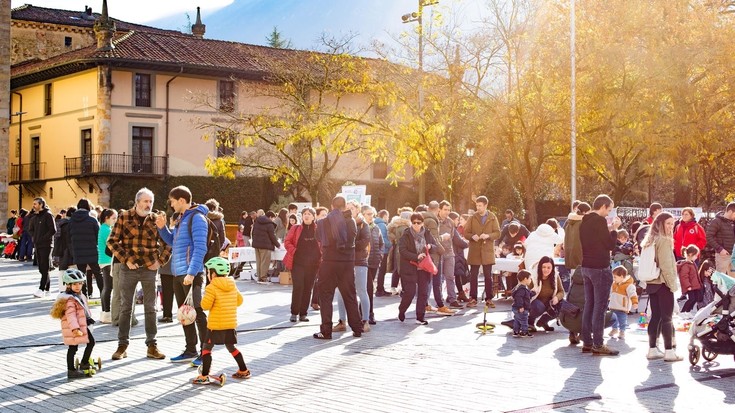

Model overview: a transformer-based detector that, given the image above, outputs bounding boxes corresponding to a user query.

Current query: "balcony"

[9,162,46,184]
[64,154,168,178]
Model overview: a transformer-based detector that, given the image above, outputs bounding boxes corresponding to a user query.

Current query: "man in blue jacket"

[374,210,391,296]
[156,185,209,365]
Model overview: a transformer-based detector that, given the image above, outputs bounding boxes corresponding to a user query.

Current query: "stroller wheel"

[688,345,700,366]
[702,348,717,362]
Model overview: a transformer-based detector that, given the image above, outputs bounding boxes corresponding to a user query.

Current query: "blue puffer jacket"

[375,217,391,254]
[158,204,209,276]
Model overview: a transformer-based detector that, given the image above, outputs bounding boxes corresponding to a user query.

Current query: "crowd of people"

[4,189,735,381]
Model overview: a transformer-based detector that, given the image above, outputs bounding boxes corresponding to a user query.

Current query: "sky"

[11,0,487,52]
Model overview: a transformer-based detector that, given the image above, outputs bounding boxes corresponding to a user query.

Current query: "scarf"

[410,225,427,255]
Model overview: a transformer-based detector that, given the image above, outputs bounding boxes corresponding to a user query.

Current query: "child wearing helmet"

[192,257,249,385]
[49,269,97,379]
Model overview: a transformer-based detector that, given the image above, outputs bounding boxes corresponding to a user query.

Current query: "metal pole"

[417,0,426,205]
[570,0,577,207]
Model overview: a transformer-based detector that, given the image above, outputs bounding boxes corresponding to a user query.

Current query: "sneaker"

[390,287,399,296]
[33,289,44,298]
[512,331,521,338]
[436,306,456,316]
[609,328,619,338]
[333,321,347,332]
[232,369,251,379]
[466,299,478,308]
[100,312,112,324]
[192,375,211,385]
[290,314,297,322]
[147,345,166,360]
[521,331,533,338]
[363,321,370,333]
[581,345,593,353]
[158,316,173,323]
[426,305,437,313]
[485,299,496,309]
[646,347,664,360]
[313,332,332,340]
[415,319,428,325]
[67,369,89,379]
[664,349,683,362]
[299,315,309,322]
[449,301,463,309]
[618,331,626,340]
[170,351,198,363]
[111,345,128,360]
[368,317,376,325]
[592,345,619,356]
[190,355,203,367]
[375,290,388,297]
[311,303,321,311]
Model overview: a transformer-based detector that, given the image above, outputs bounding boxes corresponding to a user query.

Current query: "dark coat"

[251,215,280,251]
[367,222,385,269]
[398,227,438,278]
[31,207,56,249]
[208,210,226,250]
[69,209,100,264]
[52,218,73,268]
[706,213,735,254]
[354,220,371,267]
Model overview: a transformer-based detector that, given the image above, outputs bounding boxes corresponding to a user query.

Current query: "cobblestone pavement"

[0,260,733,412]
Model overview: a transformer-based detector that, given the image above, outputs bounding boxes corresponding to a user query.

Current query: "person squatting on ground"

[642,212,682,362]
[192,257,250,385]
[50,269,96,379]
[284,207,321,323]
[608,265,638,340]
[579,194,621,356]
[313,195,363,339]
[156,185,210,365]
[397,213,439,325]
[107,188,171,361]
[463,196,501,308]
[511,270,534,338]
[677,244,702,314]
[528,256,565,333]
[30,197,56,298]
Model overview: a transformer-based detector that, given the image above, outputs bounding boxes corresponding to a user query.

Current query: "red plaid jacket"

[107,208,171,268]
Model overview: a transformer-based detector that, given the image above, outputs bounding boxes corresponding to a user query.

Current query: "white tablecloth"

[493,257,566,273]
[228,247,286,263]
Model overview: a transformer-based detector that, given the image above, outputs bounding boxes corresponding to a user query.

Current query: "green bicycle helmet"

[204,256,231,276]
[63,269,86,285]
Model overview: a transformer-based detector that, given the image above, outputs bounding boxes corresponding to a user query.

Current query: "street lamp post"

[465,142,475,210]
[570,0,577,208]
[402,0,438,205]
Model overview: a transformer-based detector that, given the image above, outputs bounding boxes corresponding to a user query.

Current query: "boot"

[537,314,555,332]
[112,344,128,360]
[663,349,682,362]
[147,344,165,359]
[457,290,470,303]
[68,369,89,379]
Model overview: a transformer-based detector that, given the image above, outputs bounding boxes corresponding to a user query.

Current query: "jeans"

[427,270,444,308]
[648,284,674,349]
[18,232,33,260]
[611,310,629,331]
[173,274,208,354]
[398,271,430,321]
[291,263,318,316]
[338,266,370,322]
[558,266,572,292]
[528,299,547,326]
[469,264,493,301]
[101,265,112,312]
[318,260,362,337]
[118,266,158,347]
[36,247,51,292]
[512,307,529,333]
[159,273,174,318]
[441,255,457,303]
[581,267,613,347]
[376,255,388,293]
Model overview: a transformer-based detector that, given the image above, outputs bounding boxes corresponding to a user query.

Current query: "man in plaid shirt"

[107,188,172,361]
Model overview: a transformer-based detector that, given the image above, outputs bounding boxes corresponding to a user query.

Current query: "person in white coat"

[524,223,563,272]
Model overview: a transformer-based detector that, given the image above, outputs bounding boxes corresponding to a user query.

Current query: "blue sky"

[12,0,486,52]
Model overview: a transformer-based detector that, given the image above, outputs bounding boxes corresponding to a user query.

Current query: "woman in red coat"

[673,208,706,261]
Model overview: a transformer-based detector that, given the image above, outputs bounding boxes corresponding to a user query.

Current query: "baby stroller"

[558,267,614,344]
[2,240,17,258]
[687,272,735,365]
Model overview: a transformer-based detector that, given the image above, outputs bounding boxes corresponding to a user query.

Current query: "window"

[81,129,92,174]
[44,84,52,116]
[134,73,151,107]
[132,127,154,173]
[64,36,72,47]
[216,129,236,157]
[31,136,40,179]
[219,80,235,112]
[372,161,388,180]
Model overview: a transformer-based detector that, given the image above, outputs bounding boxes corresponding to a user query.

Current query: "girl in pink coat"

[50,269,96,379]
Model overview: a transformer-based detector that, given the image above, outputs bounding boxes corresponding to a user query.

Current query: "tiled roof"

[11,4,181,35]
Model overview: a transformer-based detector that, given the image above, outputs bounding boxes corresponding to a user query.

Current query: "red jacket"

[283,223,321,270]
[677,260,701,292]
[673,220,706,259]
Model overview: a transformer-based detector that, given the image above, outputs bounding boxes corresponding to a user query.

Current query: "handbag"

[411,245,438,275]
[176,288,197,326]
[548,299,580,318]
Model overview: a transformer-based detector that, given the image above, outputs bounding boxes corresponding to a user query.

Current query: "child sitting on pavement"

[50,269,96,379]
[192,257,250,385]
[608,265,638,339]
[511,270,534,338]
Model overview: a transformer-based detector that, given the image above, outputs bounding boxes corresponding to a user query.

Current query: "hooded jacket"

[706,213,735,255]
[563,212,584,269]
[524,224,563,271]
[367,222,385,268]
[354,219,371,267]
[158,204,209,276]
[677,260,701,292]
[251,215,280,251]
[201,276,243,330]
[31,206,56,249]
[50,292,91,346]
[609,275,639,312]
[646,237,680,293]
[97,222,113,266]
[208,210,226,250]
[69,209,100,264]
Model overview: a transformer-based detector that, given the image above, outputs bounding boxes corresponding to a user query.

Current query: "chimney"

[85,6,92,16]
[93,0,116,51]
[191,7,206,38]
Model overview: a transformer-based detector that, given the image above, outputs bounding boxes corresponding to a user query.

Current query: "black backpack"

[187,210,223,264]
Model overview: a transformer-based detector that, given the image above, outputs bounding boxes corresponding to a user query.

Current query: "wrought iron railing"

[9,162,46,183]
[64,154,167,177]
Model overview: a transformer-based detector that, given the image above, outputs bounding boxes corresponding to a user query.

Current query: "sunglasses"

[412,221,423,225]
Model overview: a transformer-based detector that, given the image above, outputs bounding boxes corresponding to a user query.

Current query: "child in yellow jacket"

[192,257,249,385]
[608,266,639,339]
